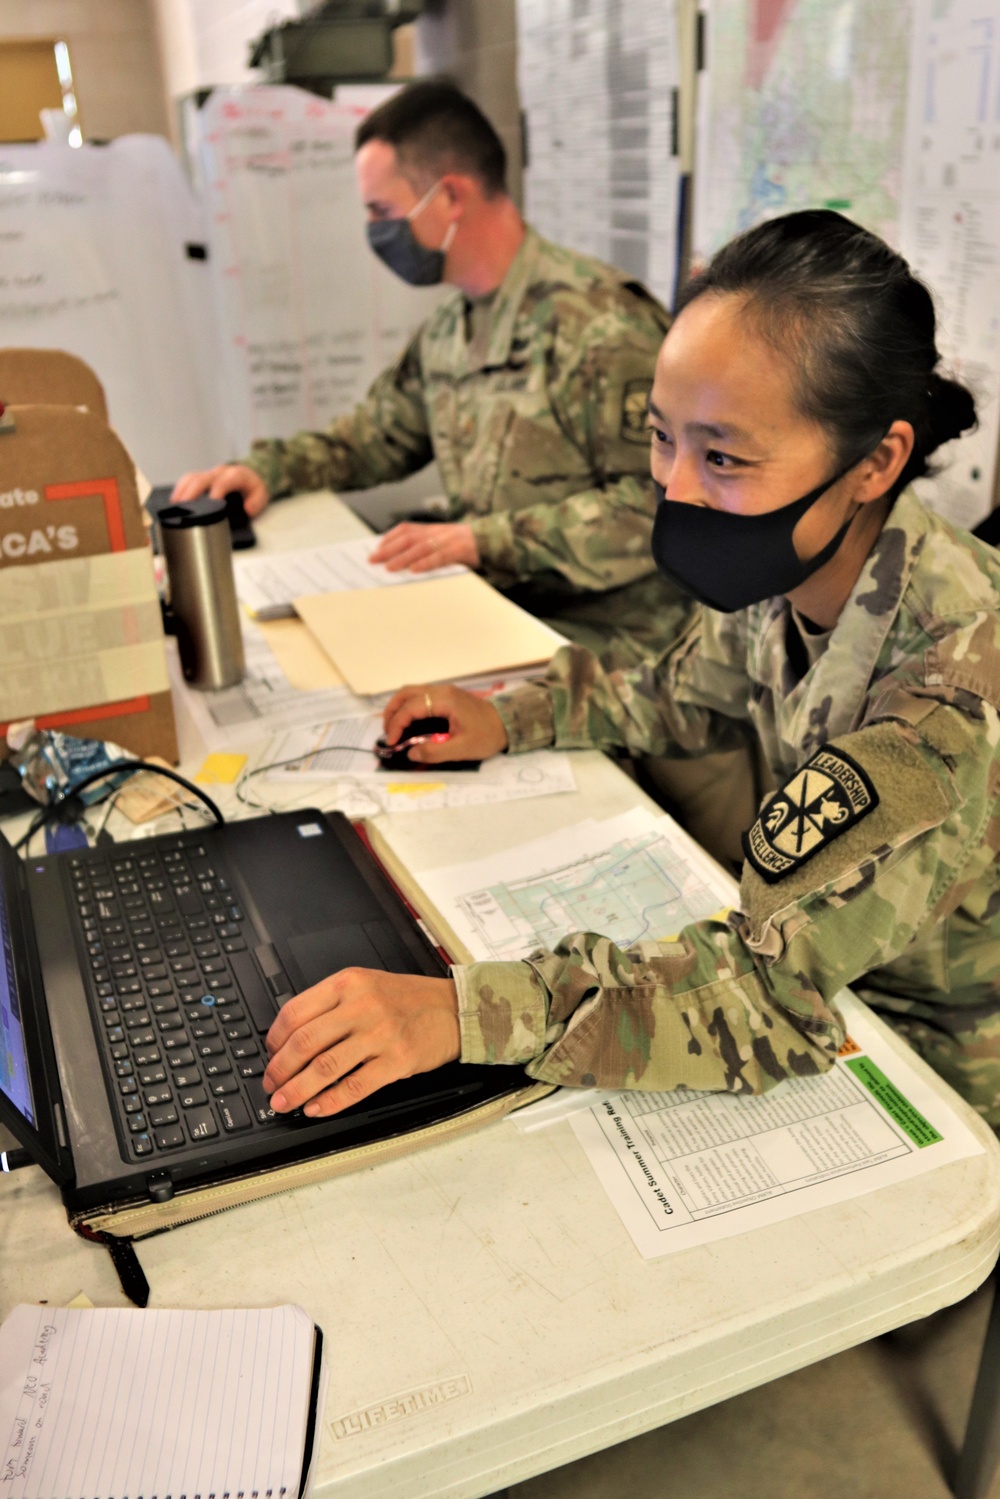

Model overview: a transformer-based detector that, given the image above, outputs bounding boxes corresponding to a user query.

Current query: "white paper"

[235,535,466,620]
[263,712,385,773]
[0,137,225,482]
[0,1303,318,1499]
[258,715,577,812]
[509,1086,611,1133]
[571,991,985,1258]
[174,614,548,756]
[418,807,735,963]
[375,750,577,814]
[171,619,379,750]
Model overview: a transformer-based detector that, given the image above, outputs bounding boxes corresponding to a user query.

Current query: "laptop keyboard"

[68,839,291,1161]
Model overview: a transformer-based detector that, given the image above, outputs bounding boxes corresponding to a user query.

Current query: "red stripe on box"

[0,696,151,736]
[44,477,127,553]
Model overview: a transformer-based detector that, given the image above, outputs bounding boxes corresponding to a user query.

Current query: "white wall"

[0,0,170,141]
[153,0,307,101]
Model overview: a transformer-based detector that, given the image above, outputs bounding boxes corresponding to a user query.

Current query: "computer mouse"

[374,717,481,772]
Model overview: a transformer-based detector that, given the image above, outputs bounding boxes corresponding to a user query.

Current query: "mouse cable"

[12,760,224,853]
[235,748,380,808]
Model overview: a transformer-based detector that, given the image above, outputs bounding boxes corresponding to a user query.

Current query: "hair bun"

[927,371,977,449]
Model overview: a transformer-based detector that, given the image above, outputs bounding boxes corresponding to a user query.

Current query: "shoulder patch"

[742,746,879,884]
[620,378,652,444]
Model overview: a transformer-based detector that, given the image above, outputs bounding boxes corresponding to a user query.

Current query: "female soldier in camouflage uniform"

[261,211,1000,1127]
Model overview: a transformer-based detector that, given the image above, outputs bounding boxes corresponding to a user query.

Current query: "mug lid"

[158,496,227,529]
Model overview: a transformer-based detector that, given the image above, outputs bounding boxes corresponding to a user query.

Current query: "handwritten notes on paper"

[0,136,223,482]
[0,1303,320,1499]
[196,87,444,456]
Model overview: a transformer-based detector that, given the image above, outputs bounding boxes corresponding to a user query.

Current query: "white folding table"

[2,491,998,1499]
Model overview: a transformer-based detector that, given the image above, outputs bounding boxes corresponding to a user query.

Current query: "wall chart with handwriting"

[196,86,444,460]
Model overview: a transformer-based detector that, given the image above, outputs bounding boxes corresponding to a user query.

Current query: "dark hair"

[355,80,507,198]
[677,210,977,495]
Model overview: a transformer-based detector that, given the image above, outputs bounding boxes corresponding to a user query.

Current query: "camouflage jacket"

[243,227,695,669]
[454,489,1000,1123]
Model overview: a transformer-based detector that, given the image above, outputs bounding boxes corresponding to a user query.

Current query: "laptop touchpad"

[289,927,386,989]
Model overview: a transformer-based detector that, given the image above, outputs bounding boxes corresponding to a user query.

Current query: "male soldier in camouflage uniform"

[174,81,693,672]
[242,222,685,668]
[175,81,758,859]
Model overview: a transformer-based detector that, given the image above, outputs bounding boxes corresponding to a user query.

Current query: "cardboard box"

[0,404,178,762]
[0,347,108,422]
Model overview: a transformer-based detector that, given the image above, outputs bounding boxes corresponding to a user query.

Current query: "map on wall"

[517,0,681,306]
[694,0,1000,527]
[693,0,913,260]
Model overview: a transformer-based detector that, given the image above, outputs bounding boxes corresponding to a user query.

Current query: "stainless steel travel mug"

[158,497,245,690]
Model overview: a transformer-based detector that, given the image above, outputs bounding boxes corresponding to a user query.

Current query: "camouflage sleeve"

[241,332,433,498]
[468,298,666,592]
[454,697,995,1095]
[493,613,753,758]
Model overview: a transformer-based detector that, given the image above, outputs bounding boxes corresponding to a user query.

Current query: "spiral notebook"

[0,1303,325,1499]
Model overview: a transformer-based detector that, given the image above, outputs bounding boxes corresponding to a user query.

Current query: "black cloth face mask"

[650,460,862,613]
[366,179,456,287]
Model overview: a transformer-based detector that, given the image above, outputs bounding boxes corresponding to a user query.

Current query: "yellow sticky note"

[385,782,446,797]
[196,753,247,785]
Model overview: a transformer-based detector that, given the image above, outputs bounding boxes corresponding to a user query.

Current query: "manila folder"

[294,571,566,695]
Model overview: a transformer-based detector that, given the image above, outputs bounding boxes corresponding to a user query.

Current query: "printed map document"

[413,806,732,963]
[0,1303,324,1499]
[572,991,985,1258]
[235,535,465,619]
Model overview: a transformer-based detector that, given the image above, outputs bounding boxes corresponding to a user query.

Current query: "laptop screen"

[0,860,35,1126]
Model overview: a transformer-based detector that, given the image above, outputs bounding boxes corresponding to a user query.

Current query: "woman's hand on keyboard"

[262,970,461,1117]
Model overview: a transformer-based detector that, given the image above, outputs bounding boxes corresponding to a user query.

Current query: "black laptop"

[0,809,525,1211]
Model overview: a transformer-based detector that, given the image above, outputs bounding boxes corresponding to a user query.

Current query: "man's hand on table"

[263,970,462,1117]
[171,463,270,517]
[382,683,509,763]
[369,521,479,573]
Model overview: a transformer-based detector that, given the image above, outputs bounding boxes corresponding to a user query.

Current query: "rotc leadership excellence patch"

[742,745,879,884]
